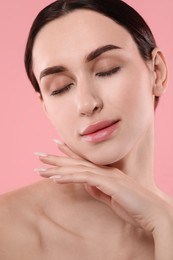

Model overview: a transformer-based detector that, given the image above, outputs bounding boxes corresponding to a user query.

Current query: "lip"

[80,119,120,143]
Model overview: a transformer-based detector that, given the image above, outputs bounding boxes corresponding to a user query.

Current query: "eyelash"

[50,67,120,96]
[50,84,72,96]
[96,66,120,77]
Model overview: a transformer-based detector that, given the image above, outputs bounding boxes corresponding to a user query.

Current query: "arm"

[35,143,173,259]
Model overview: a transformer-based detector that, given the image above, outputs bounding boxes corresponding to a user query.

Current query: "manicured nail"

[34,168,48,173]
[50,175,64,181]
[53,139,64,145]
[34,152,48,157]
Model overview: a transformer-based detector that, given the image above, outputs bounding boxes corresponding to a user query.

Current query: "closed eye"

[50,67,121,96]
[50,83,73,96]
[96,67,121,77]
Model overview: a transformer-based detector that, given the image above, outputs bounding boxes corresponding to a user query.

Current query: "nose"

[76,80,103,117]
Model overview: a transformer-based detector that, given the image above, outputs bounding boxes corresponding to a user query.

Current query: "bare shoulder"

[0,183,43,259]
[0,182,40,221]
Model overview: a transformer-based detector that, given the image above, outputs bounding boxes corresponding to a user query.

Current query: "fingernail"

[34,152,48,157]
[50,175,64,181]
[34,168,48,173]
[53,139,64,145]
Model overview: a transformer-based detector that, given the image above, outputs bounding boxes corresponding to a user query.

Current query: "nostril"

[77,94,103,116]
[93,106,99,112]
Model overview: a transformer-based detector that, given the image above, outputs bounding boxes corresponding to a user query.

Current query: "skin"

[0,9,173,260]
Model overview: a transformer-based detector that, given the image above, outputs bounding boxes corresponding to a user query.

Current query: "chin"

[83,149,127,166]
[69,135,135,166]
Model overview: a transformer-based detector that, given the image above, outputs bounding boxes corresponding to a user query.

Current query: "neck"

[110,122,156,190]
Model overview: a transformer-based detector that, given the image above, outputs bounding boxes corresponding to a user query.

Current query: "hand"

[34,141,173,236]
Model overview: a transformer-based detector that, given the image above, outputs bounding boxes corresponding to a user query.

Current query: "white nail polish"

[34,168,47,173]
[50,175,63,181]
[52,139,64,145]
[34,152,48,157]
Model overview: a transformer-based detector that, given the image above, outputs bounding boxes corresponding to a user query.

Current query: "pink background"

[0,1,172,195]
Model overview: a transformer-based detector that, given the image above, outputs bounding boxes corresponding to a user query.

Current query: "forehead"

[33,9,138,73]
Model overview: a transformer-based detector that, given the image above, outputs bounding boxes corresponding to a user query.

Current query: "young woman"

[0,0,173,259]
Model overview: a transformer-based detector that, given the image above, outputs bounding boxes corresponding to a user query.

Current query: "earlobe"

[151,48,168,97]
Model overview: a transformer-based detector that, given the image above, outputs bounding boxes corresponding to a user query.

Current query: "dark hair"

[24,0,159,107]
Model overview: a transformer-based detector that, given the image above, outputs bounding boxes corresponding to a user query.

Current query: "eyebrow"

[86,44,121,62]
[40,66,66,81]
[39,44,121,81]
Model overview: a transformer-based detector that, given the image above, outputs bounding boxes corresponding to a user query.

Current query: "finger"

[38,164,138,214]
[41,166,166,231]
[48,170,139,217]
[35,153,95,168]
[48,170,157,221]
[34,167,60,178]
[49,170,118,196]
[36,165,104,178]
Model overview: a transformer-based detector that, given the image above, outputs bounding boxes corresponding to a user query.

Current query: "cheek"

[120,75,154,145]
[103,69,154,141]
[43,99,75,139]
[111,67,154,116]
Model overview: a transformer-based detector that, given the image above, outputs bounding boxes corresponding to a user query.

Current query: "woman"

[0,0,173,259]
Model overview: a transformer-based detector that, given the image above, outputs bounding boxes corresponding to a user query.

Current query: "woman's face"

[32,10,155,165]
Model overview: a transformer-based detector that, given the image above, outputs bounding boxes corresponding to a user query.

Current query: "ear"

[151,48,168,97]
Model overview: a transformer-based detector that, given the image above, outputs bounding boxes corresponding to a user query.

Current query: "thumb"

[84,184,112,205]
[84,184,138,227]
